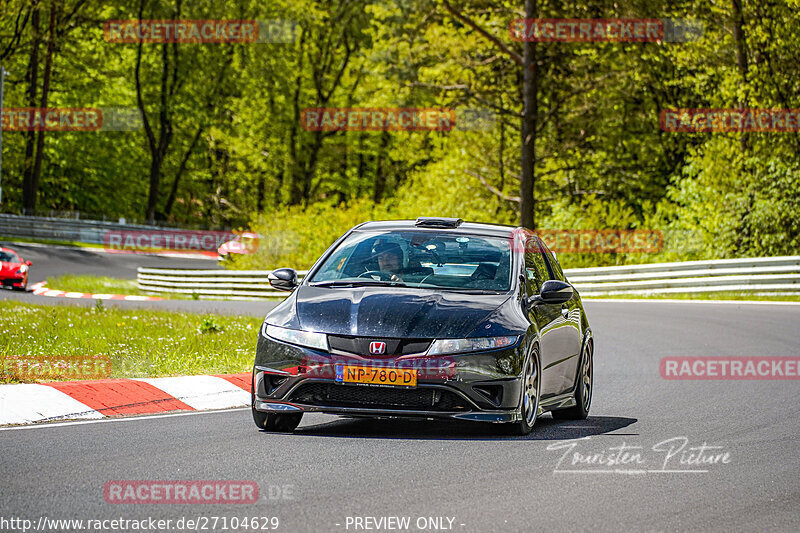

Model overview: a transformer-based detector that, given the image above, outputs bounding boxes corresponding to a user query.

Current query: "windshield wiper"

[309,280,407,288]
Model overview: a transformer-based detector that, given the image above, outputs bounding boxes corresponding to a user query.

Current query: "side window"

[537,238,566,282]
[524,237,551,293]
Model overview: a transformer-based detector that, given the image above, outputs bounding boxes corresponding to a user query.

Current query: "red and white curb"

[30,281,162,301]
[0,373,251,426]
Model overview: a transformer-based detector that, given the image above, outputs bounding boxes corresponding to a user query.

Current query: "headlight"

[427,335,518,355]
[262,323,328,351]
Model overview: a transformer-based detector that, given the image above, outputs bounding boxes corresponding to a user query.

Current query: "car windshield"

[308,230,512,292]
[0,251,20,262]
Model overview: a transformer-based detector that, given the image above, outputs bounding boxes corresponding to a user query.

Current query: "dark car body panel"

[253,220,591,423]
[293,286,511,338]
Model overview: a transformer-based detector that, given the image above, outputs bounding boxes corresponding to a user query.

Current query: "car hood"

[0,262,23,278]
[282,285,512,339]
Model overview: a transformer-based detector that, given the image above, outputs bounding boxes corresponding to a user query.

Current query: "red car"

[217,232,260,261]
[0,247,32,290]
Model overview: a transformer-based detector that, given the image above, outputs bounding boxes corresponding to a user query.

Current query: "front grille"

[288,382,470,411]
[327,335,431,356]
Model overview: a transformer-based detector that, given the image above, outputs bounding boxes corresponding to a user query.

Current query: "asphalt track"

[1,241,222,282]
[2,299,799,532]
[0,241,276,316]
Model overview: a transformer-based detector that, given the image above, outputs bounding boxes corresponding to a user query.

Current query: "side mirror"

[527,280,573,307]
[25,260,33,267]
[268,268,298,291]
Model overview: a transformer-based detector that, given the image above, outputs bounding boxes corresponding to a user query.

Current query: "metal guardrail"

[137,256,800,299]
[137,268,309,299]
[0,213,224,245]
[564,256,800,295]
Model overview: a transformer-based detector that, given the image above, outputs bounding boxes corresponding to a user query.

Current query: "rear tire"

[252,406,302,432]
[552,339,592,421]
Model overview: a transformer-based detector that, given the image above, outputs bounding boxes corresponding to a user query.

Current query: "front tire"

[552,338,592,420]
[252,406,303,432]
[503,349,540,436]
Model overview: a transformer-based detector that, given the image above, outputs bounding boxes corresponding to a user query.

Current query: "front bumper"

[254,398,520,423]
[1,277,26,288]
[253,333,526,423]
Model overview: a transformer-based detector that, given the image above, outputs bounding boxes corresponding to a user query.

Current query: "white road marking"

[0,407,248,431]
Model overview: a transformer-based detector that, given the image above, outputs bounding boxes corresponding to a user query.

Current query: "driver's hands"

[390,274,402,282]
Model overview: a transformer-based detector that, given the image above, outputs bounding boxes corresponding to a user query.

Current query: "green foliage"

[658,137,800,260]
[0,0,797,263]
[197,316,223,334]
[231,198,391,270]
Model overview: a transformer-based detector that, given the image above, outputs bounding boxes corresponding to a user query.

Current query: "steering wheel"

[358,270,394,281]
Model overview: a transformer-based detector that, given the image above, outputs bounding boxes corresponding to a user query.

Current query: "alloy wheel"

[522,355,539,426]
[581,341,593,411]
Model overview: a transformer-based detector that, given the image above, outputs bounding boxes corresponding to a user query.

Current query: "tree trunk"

[30,3,56,213]
[732,0,748,153]
[21,5,40,214]
[357,133,366,196]
[520,0,538,229]
[373,131,390,203]
[135,0,176,222]
[145,43,174,222]
[257,172,266,212]
[287,29,306,205]
[162,126,202,218]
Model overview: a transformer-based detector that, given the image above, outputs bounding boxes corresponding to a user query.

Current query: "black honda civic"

[252,217,593,435]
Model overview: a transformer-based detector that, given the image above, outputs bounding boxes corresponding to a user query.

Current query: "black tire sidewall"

[506,347,540,436]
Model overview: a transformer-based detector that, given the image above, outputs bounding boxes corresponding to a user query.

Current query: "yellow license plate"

[335,365,417,387]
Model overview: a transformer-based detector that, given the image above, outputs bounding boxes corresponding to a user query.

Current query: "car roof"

[353,219,521,238]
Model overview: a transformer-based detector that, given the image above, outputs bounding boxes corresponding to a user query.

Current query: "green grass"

[0,300,262,383]
[46,274,152,297]
[584,292,800,302]
[45,274,197,299]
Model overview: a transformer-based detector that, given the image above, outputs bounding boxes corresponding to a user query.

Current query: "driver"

[374,242,404,281]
